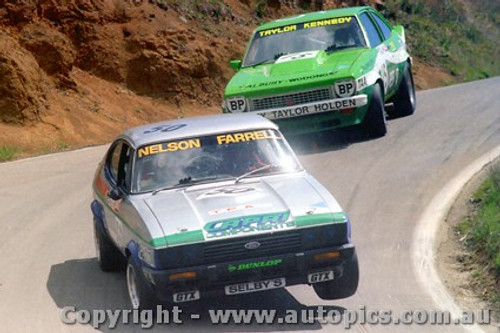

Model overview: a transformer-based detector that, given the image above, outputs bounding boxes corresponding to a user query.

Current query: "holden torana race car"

[223,6,416,137]
[91,114,358,309]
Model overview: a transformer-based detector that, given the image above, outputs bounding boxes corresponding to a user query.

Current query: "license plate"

[225,278,286,295]
[172,290,200,303]
[308,271,334,283]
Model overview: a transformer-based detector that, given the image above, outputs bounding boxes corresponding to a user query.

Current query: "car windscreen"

[132,129,302,193]
[243,15,366,67]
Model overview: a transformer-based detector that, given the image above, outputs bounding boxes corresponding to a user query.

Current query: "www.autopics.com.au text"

[60,305,493,329]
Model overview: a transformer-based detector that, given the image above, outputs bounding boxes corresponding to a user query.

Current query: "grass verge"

[0,146,20,162]
[458,166,500,312]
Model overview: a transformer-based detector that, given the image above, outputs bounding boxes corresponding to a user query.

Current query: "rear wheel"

[362,84,387,138]
[313,251,359,300]
[94,221,124,272]
[390,65,416,118]
[126,256,158,310]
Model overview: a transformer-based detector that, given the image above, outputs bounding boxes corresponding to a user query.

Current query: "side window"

[370,13,392,40]
[121,144,132,189]
[106,141,132,190]
[359,13,382,47]
[107,142,123,185]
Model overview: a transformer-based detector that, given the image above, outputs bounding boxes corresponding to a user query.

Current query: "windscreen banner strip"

[256,16,353,38]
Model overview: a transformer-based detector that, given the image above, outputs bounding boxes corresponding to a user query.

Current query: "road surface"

[1,77,499,332]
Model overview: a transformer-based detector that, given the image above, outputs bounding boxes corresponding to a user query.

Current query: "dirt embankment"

[0,0,452,155]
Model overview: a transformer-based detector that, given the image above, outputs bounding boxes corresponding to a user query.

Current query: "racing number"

[143,124,186,134]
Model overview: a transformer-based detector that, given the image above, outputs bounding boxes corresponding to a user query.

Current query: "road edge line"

[412,145,500,333]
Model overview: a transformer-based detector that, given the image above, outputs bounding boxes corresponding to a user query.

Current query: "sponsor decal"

[312,201,328,208]
[303,16,352,28]
[209,204,262,216]
[239,72,337,89]
[95,176,109,198]
[356,76,368,90]
[257,96,367,120]
[334,80,356,98]
[288,71,337,83]
[216,130,281,145]
[226,97,246,112]
[204,211,293,238]
[258,25,297,37]
[137,139,201,158]
[308,271,334,283]
[256,16,353,38]
[172,290,200,303]
[228,259,283,273]
[225,278,285,295]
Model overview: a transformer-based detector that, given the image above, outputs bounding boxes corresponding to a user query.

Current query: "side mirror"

[229,59,242,71]
[393,25,405,43]
[107,187,123,201]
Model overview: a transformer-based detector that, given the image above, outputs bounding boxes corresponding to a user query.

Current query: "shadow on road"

[47,258,347,332]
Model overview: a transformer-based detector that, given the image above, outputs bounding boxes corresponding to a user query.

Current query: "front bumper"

[142,243,355,303]
[254,94,368,121]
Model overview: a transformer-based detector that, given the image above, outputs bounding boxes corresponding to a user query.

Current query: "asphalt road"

[1,77,499,332]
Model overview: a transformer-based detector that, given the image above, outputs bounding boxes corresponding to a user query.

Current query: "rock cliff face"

[0,0,253,124]
[0,0,450,153]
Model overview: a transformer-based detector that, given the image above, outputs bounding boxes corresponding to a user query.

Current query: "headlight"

[225,96,247,112]
[300,224,348,250]
[155,244,204,269]
[334,79,356,98]
[139,245,156,268]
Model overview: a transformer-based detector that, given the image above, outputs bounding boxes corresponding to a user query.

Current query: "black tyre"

[94,221,124,272]
[313,251,359,300]
[126,256,158,310]
[362,84,387,138]
[390,65,416,118]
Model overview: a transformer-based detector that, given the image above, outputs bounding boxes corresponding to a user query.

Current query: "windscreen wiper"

[325,44,359,53]
[250,53,289,67]
[152,177,204,195]
[235,164,279,183]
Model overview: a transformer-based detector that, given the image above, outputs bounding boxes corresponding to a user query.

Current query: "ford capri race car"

[91,114,358,309]
[223,6,416,137]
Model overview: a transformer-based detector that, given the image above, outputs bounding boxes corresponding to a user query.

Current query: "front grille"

[203,231,301,263]
[249,88,333,111]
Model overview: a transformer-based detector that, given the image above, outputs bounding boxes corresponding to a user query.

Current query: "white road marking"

[412,145,500,333]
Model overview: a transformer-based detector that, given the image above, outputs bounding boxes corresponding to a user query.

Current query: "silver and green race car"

[91,114,358,309]
[223,6,416,137]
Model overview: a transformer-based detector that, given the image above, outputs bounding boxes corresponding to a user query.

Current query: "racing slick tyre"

[362,83,387,138]
[126,256,158,311]
[94,221,124,272]
[313,251,359,300]
[390,65,416,118]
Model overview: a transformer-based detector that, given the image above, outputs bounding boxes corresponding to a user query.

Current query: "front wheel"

[126,256,158,310]
[361,84,387,138]
[94,222,124,272]
[313,251,359,300]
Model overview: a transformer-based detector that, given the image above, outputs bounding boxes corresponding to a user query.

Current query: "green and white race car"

[223,6,416,137]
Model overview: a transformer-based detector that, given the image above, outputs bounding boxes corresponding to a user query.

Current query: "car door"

[359,11,398,98]
[103,140,132,245]
[369,10,404,97]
